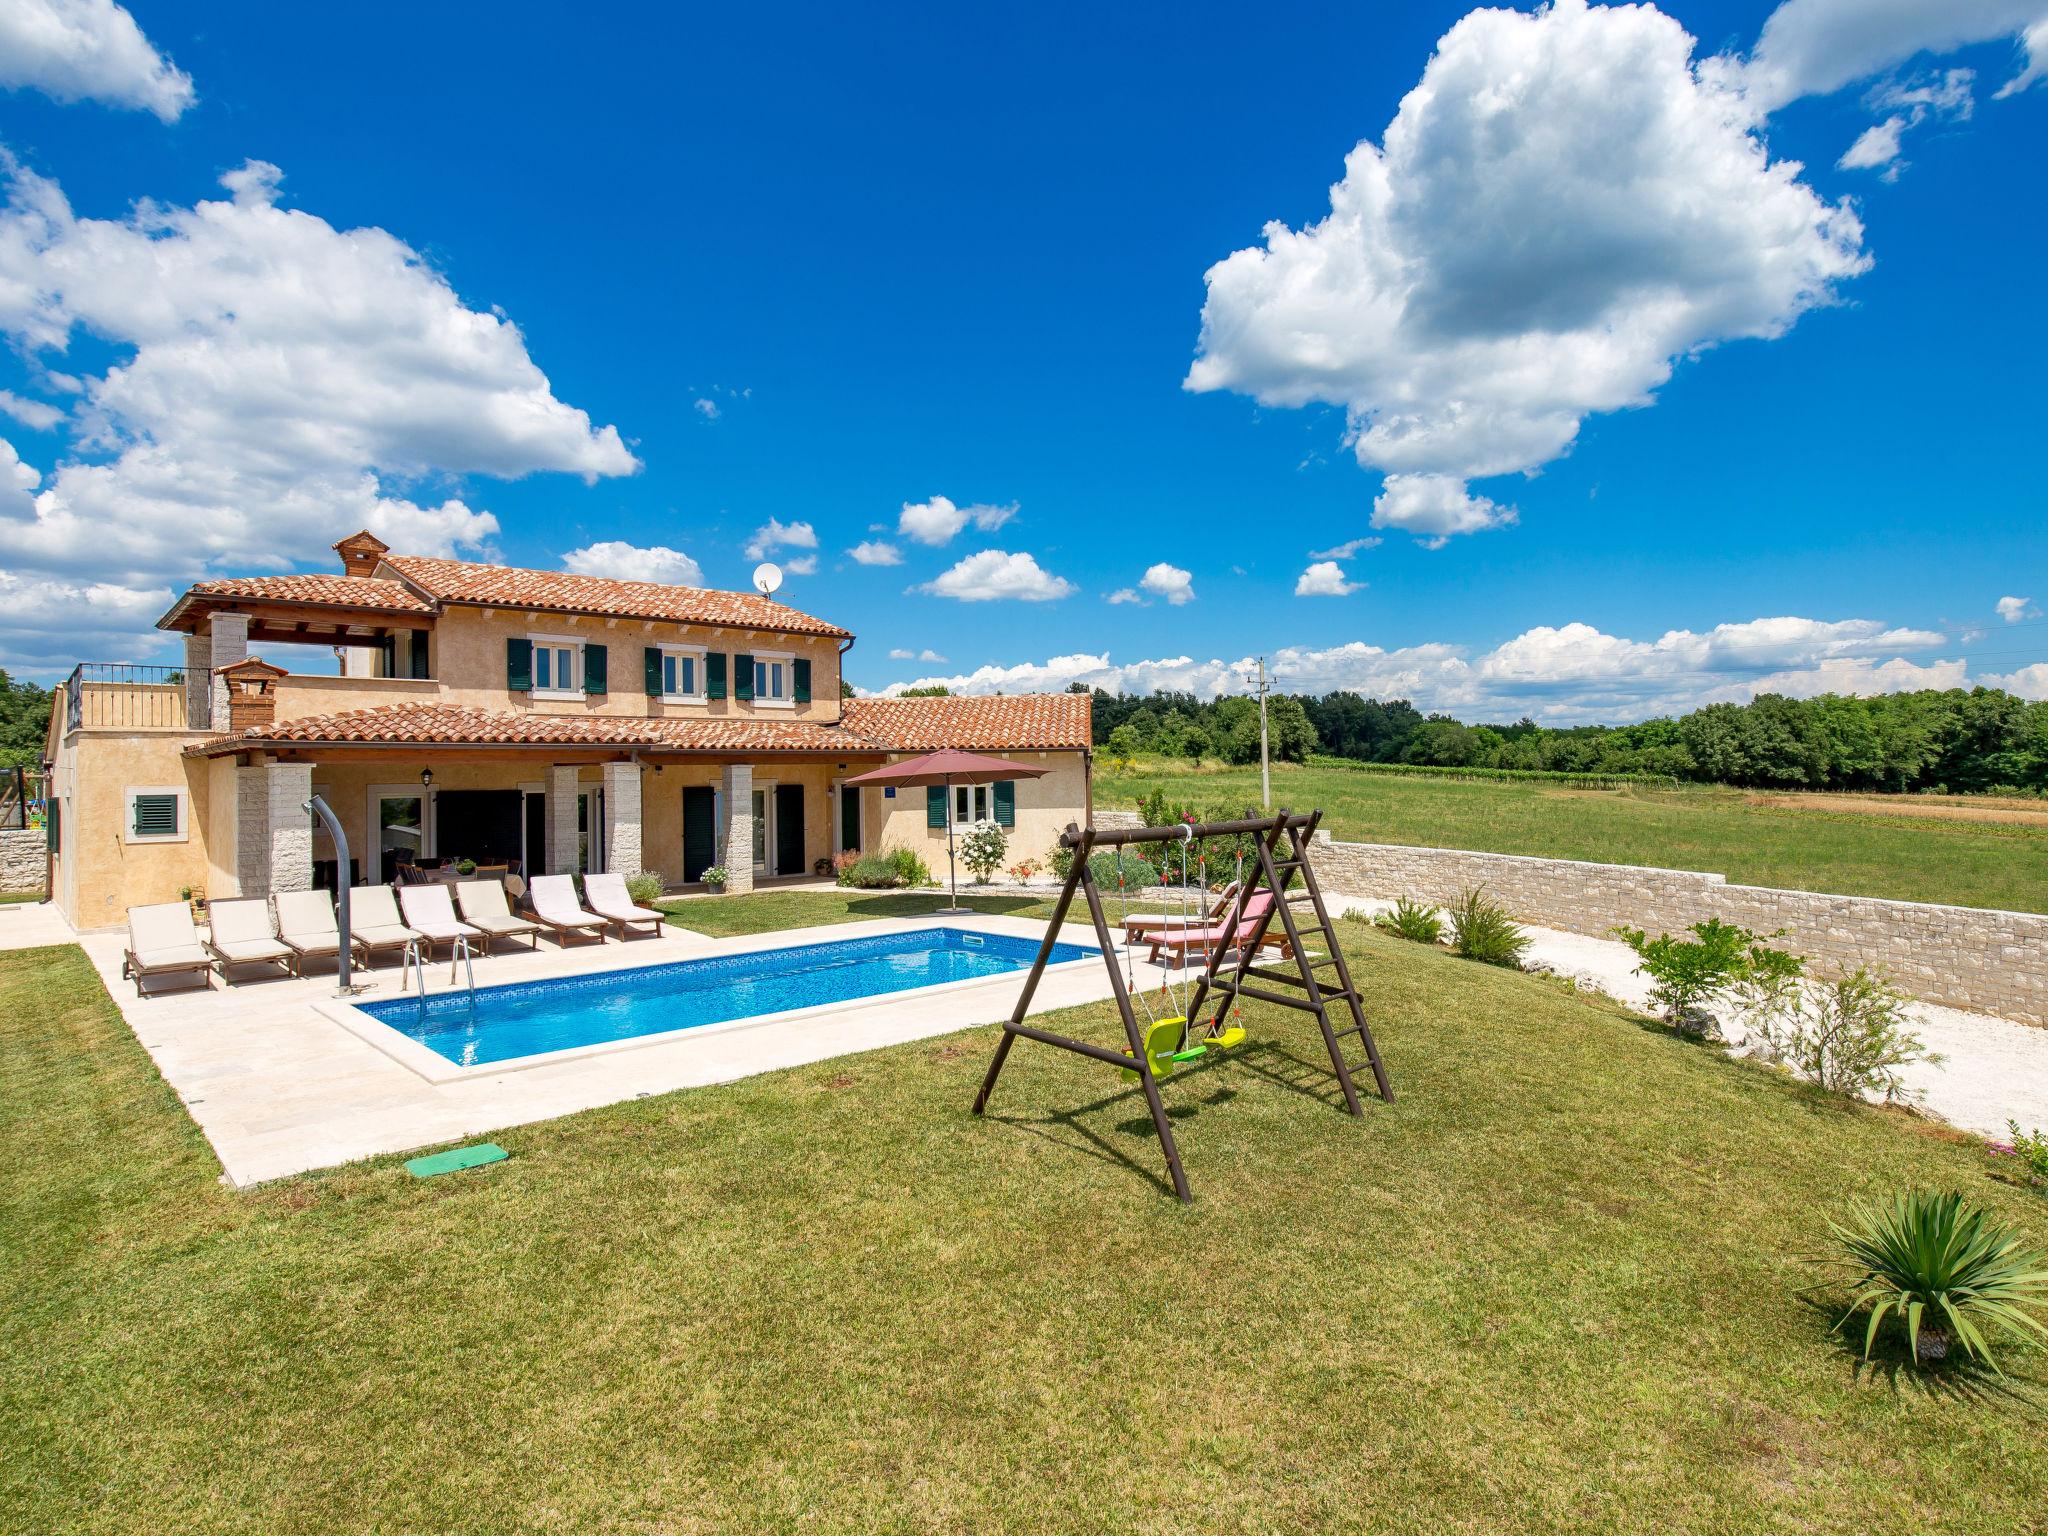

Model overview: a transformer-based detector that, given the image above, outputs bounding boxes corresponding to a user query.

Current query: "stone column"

[601,760,643,879]
[265,762,313,895]
[720,763,754,894]
[208,614,250,729]
[545,764,581,875]
[234,763,269,897]
[184,634,213,730]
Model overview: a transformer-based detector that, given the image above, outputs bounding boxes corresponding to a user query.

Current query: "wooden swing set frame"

[972,809,1393,1203]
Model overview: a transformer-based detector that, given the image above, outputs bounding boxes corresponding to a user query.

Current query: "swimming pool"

[359,926,1095,1068]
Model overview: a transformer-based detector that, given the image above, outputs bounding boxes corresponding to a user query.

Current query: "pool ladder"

[401,935,478,1026]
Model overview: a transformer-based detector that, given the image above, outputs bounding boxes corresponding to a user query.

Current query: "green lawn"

[5,925,2046,1533]
[1111,759,2048,913]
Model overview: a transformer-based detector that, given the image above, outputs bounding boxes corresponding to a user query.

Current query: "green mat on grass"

[405,1142,508,1178]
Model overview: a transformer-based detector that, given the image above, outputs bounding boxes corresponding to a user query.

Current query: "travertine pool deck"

[73,912,1136,1188]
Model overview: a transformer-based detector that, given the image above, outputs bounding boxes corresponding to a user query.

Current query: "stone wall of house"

[1093,810,2047,1026]
[0,828,44,893]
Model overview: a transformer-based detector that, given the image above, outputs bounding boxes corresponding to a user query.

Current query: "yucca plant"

[1827,1190,2048,1371]
[1446,886,1530,969]
[1373,896,1443,945]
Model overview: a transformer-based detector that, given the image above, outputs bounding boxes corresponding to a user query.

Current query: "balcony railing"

[63,664,192,734]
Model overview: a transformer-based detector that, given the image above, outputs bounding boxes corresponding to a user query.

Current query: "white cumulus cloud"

[561,541,704,587]
[0,0,193,120]
[1140,562,1195,605]
[1838,116,1909,172]
[783,553,818,576]
[1372,475,1516,546]
[848,539,901,566]
[1997,595,2040,623]
[1105,588,1143,605]
[0,156,636,668]
[1294,561,1363,597]
[897,494,1017,546]
[1726,0,2043,110]
[888,647,947,662]
[1309,535,1380,561]
[1188,0,1878,538]
[742,517,817,560]
[916,549,1076,602]
[0,388,61,430]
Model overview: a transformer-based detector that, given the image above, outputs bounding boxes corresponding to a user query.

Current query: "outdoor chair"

[1145,891,1286,967]
[348,885,425,969]
[396,883,485,961]
[526,875,610,946]
[205,897,296,982]
[454,879,542,953]
[582,872,666,939]
[1120,881,1241,942]
[121,902,213,996]
[274,889,361,975]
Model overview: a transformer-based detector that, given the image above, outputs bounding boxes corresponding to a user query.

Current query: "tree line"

[1074,683,2048,794]
[0,671,52,772]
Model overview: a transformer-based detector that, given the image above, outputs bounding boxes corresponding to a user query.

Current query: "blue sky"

[0,0,2041,721]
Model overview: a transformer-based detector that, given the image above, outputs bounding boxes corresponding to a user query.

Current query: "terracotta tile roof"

[179,574,435,614]
[384,555,852,639]
[843,693,1092,752]
[193,703,893,755]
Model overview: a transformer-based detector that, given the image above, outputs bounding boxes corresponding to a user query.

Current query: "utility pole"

[1247,656,1273,809]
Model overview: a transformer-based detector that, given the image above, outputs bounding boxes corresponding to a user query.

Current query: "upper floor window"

[531,636,581,699]
[752,651,793,708]
[662,647,705,701]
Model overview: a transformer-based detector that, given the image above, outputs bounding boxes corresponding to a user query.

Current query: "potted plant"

[701,864,729,894]
[813,856,833,877]
[181,885,206,919]
[454,857,478,877]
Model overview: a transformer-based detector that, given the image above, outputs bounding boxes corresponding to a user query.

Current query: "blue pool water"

[360,927,1094,1068]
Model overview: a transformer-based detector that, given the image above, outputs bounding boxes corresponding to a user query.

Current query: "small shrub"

[1047,843,1075,883]
[1750,967,1936,1103]
[1373,897,1443,945]
[625,870,663,905]
[885,846,933,887]
[1089,848,1157,893]
[844,854,899,889]
[1007,857,1043,883]
[832,849,862,887]
[700,864,729,890]
[958,818,1009,884]
[1827,1190,2048,1370]
[1446,887,1529,969]
[1995,1122,2048,1189]
[1614,919,1803,1038]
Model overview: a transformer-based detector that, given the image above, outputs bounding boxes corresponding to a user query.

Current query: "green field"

[1110,759,2048,914]
[6,925,2046,1533]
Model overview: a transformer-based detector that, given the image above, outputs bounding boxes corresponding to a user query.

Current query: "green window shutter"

[46,800,59,853]
[409,631,430,679]
[378,633,397,678]
[793,658,811,704]
[644,646,663,696]
[706,652,727,700]
[993,779,1015,828]
[926,785,947,828]
[506,637,533,691]
[733,652,754,702]
[584,643,608,696]
[132,793,178,837]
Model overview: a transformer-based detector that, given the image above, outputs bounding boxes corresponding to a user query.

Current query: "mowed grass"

[1115,759,2048,914]
[6,931,2048,1534]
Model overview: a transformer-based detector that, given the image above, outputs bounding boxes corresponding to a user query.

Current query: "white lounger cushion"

[349,886,422,942]
[582,872,662,922]
[274,891,342,952]
[454,880,539,935]
[126,903,210,970]
[207,899,293,964]
[397,884,482,940]
[527,875,606,929]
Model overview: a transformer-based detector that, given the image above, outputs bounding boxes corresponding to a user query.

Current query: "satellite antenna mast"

[1245,656,1275,809]
[752,562,782,596]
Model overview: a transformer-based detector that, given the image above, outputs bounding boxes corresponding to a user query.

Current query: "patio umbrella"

[844,749,1049,914]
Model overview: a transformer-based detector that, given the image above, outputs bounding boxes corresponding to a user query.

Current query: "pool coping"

[314,919,1103,1085]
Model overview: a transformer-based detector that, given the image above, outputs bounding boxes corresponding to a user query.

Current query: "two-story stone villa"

[42,531,1092,931]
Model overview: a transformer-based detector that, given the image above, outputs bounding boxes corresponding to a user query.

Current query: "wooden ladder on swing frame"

[971,809,1392,1204]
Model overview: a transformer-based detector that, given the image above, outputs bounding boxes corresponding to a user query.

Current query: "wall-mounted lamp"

[419,767,434,790]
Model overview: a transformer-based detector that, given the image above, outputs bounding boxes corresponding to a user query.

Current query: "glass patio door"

[751,787,768,872]
[375,792,426,883]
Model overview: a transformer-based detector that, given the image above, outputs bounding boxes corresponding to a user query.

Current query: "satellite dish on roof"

[752,562,782,595]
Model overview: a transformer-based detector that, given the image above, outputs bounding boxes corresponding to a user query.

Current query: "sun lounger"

[274,889,359,974]
[1146,891,1284,966]
[348,884,425,968]
[205,897,296,981]
[581,872,666,939]
[526,874,610,946]
[454,879,541,952]
[121,902,213,995]
[1121,881,1241,941]
[397,883,485,960]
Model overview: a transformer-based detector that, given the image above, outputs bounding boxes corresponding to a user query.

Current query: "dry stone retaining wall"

[1091,809,2045,1026]
[0,828,43,893]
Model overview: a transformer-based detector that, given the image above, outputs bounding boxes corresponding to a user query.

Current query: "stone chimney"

[218,657,289,735]
[332,529,391,579]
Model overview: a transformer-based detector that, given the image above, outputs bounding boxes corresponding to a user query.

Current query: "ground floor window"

[953,784,990,826]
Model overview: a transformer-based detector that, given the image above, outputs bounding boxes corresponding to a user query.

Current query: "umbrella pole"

[944,773,962,913]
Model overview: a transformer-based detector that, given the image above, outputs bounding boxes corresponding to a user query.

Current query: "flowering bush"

[959,819,1009,884]
[1007,857,1043,884]
[833,848,862,887]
